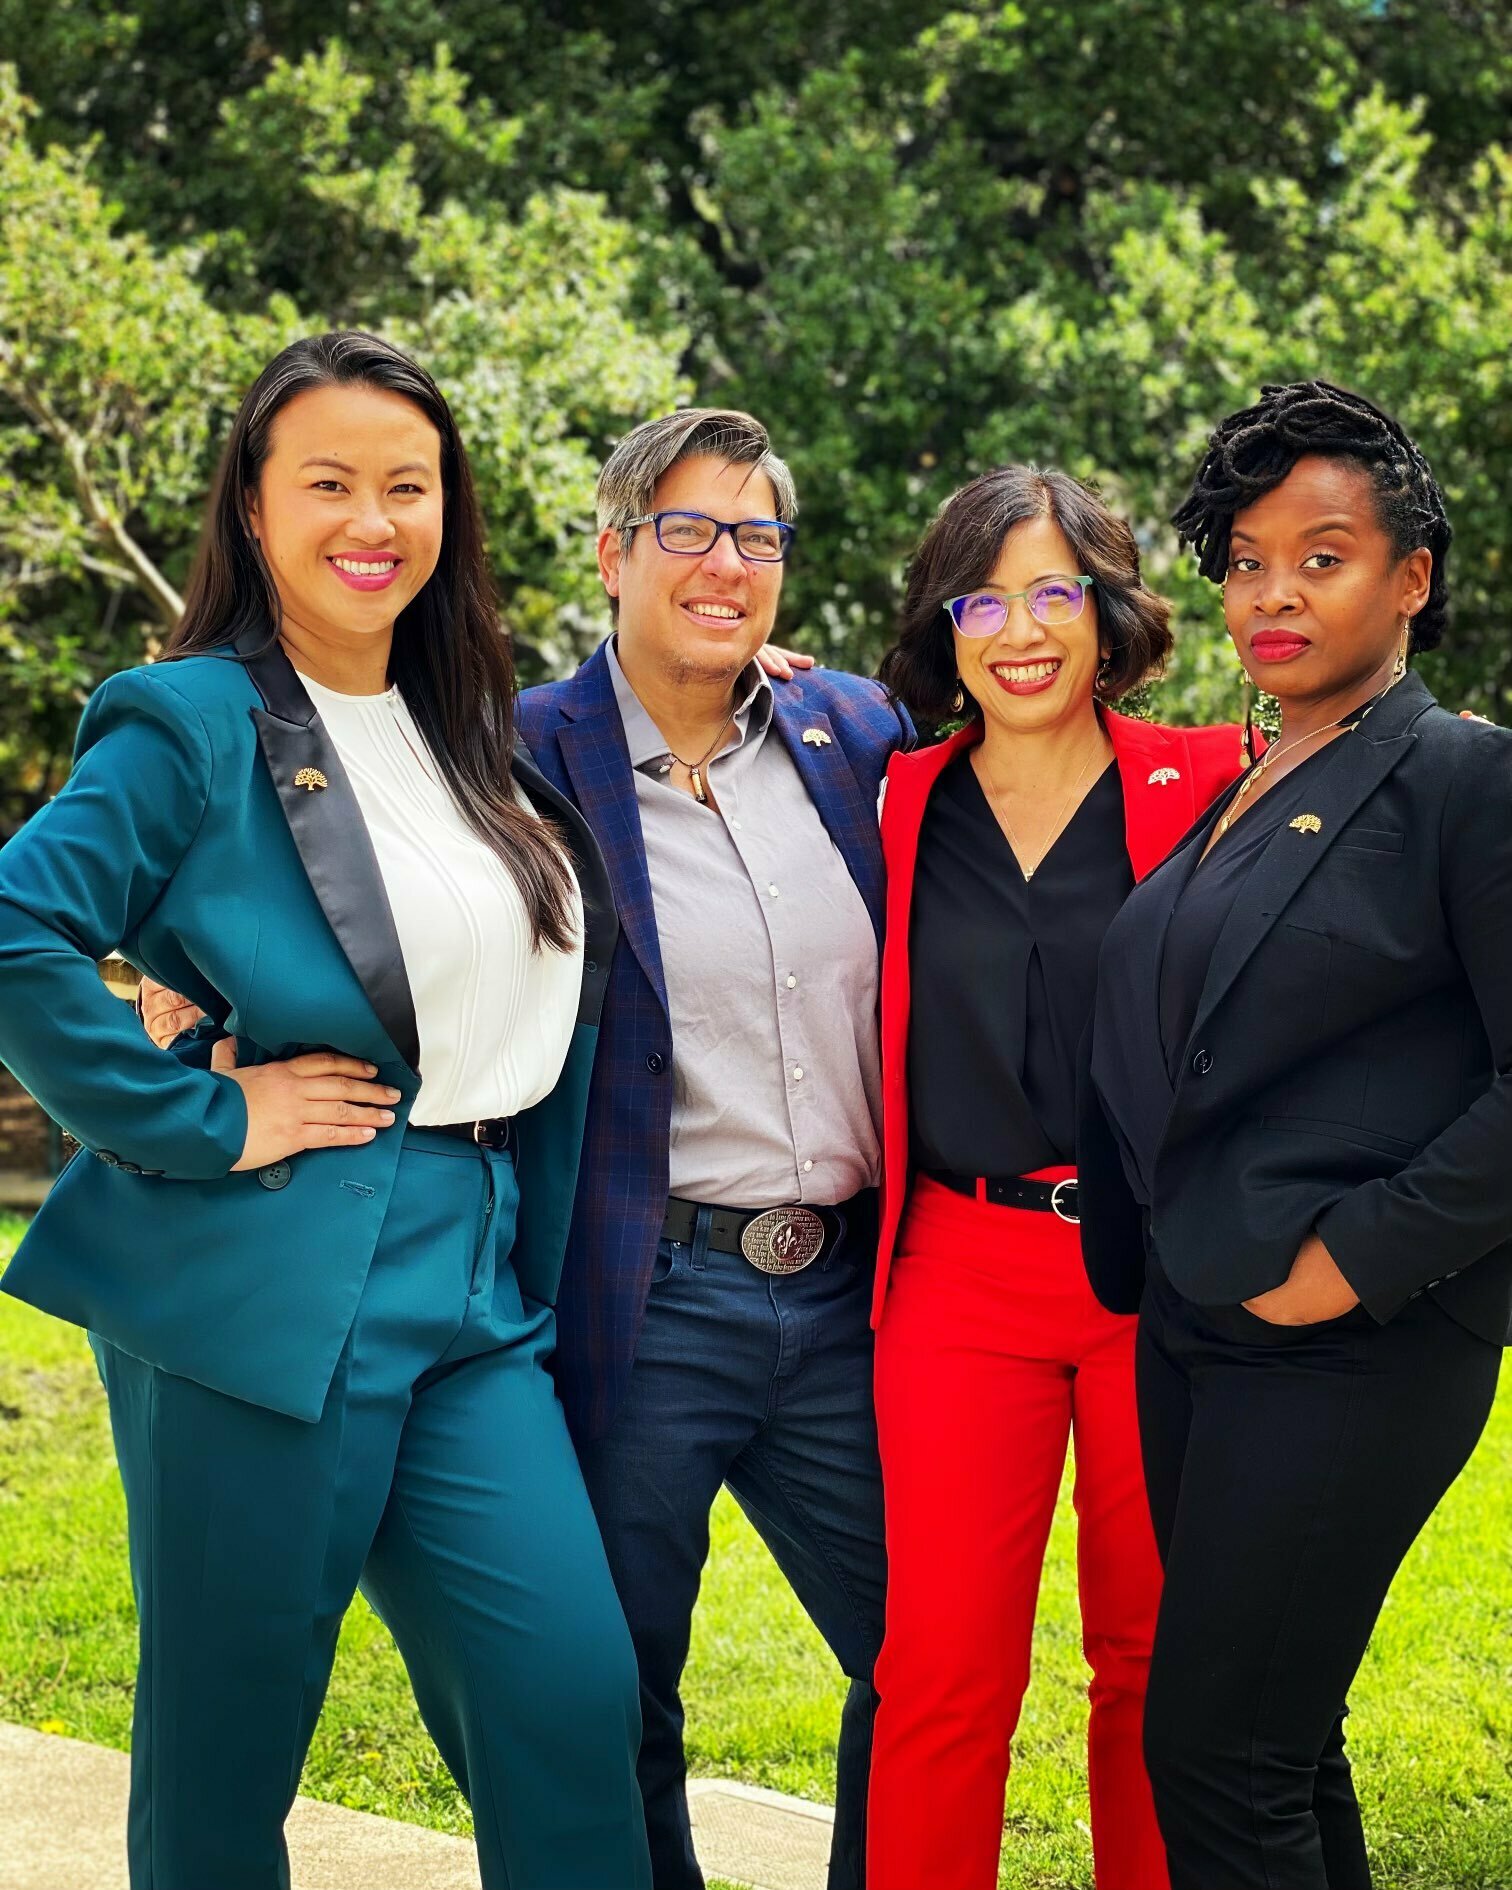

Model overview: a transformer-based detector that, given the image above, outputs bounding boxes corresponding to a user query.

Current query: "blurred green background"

[2,0,1511,832]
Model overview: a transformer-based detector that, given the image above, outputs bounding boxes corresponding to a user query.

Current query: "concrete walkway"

[0,1723,831,1890]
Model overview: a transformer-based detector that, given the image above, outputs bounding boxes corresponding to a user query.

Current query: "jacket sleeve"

[0,670,248,1179]
[1075,1021,1147,1314]
[1317,726,1512,1316]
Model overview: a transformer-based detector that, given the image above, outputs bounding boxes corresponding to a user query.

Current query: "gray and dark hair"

[596,407,798,536]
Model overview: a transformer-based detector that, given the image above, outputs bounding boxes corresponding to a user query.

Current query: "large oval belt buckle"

[1050,1178,1080,1225]
[740,1206,827,1275]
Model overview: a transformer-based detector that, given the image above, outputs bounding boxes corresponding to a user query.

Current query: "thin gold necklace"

[1213,663,1405,841]
[978,736,1106,882]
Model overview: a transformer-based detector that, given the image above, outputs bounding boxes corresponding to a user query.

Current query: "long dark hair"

[167,331,575,951]
[878,465,1174,723]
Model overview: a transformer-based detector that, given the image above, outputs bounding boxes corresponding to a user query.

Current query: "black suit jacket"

[1079,672,1512,1347]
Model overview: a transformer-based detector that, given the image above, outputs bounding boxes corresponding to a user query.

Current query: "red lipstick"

[1249,631,1311,664]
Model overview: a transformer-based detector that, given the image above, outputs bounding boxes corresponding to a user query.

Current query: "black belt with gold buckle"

[925,1169,1080,1224]
[661,1195,833,1274]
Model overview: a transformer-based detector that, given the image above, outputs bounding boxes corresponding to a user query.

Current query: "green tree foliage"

[1,3,1510,825]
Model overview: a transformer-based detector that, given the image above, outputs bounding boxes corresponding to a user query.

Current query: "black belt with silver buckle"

[427,1116,515,1153]
[924,1169,1080,1224]
[661,1194,870,1275]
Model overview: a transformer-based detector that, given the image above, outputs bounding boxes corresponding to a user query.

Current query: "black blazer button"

[646,1053,666,1074]
[1191,1048,1214,1076]
[585,959,597,974]
[257,1161,293,1191]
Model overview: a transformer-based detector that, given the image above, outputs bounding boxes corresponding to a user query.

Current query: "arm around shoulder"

[0,669,247,1179]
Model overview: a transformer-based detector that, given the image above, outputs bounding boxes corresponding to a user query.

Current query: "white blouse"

[300,675,583,1126]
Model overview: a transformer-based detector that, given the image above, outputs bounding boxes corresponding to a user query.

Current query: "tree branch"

[0,335,184,627]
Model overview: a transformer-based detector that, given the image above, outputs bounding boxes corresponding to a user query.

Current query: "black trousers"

[1137,1260,1500,1890]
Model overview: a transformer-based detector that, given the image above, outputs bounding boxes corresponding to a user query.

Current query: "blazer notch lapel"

[771,696,884,938]
[251,705,421,1073]
[1105,713,1202,880]
[556,710,669,1015]
[1186,729,1417,1050]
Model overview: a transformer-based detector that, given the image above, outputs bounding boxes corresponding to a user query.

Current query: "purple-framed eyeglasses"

[944,575,1094,636]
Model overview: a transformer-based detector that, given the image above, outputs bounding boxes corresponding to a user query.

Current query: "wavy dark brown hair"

[166,330,575,950]
[878,465,1174,723]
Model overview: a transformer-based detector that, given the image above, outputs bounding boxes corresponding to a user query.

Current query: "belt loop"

[691,1204,712,1272]
[975,1174,988,1206]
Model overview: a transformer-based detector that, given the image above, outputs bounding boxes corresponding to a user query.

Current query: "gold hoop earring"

[950,680,966,715]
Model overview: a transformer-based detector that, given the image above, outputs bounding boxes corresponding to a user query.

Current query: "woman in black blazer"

[1079,381,1509,1890]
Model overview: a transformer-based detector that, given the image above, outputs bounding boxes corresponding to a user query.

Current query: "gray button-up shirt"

[607,640,882,1208]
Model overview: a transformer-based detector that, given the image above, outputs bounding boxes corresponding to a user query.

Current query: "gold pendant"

[690,766,708,804]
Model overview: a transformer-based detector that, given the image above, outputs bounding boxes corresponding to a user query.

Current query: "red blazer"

[873,710,1252,1325]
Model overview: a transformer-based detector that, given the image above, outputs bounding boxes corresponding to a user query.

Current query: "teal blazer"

[0,634,617,1423]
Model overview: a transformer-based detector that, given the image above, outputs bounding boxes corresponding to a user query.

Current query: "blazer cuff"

[1315,1190,1418,1325]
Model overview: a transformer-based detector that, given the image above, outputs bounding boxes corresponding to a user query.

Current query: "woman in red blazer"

[867,467,1251,1890]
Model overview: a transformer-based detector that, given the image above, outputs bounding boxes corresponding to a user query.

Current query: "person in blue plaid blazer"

[517,409,912,1890]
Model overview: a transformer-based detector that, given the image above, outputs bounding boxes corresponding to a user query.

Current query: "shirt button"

[731,820,742,830]
[803,1159,814,1173]
[793,1067,804,1081]
[768,883,780,897]
[1191,1048,1213,1077]
[646,1053,666,1074]
[786,975,797,989]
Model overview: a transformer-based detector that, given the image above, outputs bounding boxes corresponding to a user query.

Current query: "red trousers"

[869,1174,1169,1890]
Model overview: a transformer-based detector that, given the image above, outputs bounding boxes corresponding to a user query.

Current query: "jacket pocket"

[1258,1115,1418,1160]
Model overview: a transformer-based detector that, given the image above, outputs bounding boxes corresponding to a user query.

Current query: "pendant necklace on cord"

[659,715,734,805]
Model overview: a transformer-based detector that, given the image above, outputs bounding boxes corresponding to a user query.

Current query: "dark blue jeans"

[575,1200,887,1890]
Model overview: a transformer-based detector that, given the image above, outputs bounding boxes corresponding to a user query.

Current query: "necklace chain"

[979,735,1106,882]
[1213,666,1404,841]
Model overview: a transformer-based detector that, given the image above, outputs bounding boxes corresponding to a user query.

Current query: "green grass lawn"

[3,1209,1510,1886]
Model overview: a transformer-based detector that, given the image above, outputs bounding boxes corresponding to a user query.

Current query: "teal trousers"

[94,1128,651,1890]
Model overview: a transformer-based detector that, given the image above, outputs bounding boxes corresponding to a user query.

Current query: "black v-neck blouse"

[907,753,1132,1176]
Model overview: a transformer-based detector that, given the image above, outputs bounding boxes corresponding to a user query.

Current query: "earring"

[1392,618,1411,684]
[1240,675,1256,768]
[1095,657,1114,697]
[950,680,966,715]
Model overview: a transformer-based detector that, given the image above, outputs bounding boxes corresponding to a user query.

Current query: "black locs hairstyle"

[1171,380,1453,651]
[167,330,576,951]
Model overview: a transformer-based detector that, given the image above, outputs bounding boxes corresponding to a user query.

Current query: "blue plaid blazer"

[518,640,913,1440]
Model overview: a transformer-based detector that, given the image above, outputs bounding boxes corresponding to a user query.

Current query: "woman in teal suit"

[0,332,651,1890]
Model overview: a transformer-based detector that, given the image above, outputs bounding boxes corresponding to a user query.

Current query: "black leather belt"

[662,1192,875,1275]
[426,1116,515,1152]
[924,1169,1080,1224]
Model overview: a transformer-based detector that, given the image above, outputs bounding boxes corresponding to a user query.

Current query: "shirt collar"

[605,634,773,770]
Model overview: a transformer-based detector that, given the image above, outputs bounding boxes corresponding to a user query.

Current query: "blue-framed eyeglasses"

[625,510,797,563]
[944,575,1094,636]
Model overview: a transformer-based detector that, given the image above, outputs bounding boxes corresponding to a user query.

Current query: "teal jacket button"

[257,1162,292,1190]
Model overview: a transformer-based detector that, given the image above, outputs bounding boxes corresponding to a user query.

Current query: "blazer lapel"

[1103,711,1204,882]
[238,631,421,1074]
[511,743,619,1030]
[553,654,669,1016]
[770,690,885,942]
[1185,675,1433,1051]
